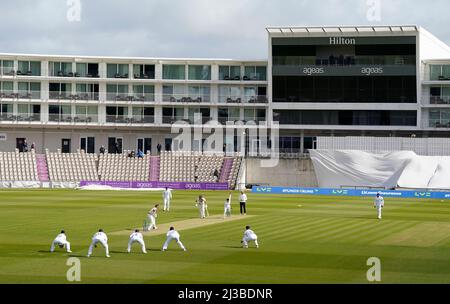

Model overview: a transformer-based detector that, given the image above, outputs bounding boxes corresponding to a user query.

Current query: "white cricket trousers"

[377,207,382,219]
[198,205,206,218]
[242,236,259,248]
[163,236,186,251]
[88,239,109,256]
[148,214,157,230]
[127,238,147,253]
[163,198,171,211]
[50,240,71,252]
[224,206,231,217]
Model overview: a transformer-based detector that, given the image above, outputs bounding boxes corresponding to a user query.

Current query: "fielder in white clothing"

[146,204,159,231]
[50,230,72,253]
[162,227,186,251]
[374,193,385,219]
[127,229,147,254]
[224,193,232,218]
[87,229,110,258]
[242,225,259,249]
[162,187,172,212]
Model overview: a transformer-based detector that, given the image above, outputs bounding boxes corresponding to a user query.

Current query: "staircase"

[149,156,160,181]
[36,154,49,182]
[219,158,234,183]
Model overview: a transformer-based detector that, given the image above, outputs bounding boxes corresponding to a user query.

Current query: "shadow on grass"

[222,246,244,249]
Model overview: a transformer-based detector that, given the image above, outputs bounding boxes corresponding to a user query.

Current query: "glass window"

[443,65,450,78]
[18,104,28,114]
[18,82,29,92]
[244,109,255,121]
[1,103,13,114]
[76,63,87,77]
[107,64,129,78]
[1,81,13,92]
[229,108,240,120]
[188,65,211,80]
[17,61,29,73]
[133,64,155,79]
[219,65,241,80]
[244,66,267,81]
[163,65,185,80]
[1,60,14,75]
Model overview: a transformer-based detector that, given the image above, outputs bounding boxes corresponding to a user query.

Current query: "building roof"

[266,25,419,35]
[0,52,267,64]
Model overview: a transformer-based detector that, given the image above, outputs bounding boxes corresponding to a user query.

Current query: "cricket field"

[0,189,449,284]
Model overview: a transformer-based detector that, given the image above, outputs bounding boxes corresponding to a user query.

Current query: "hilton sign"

[329,37,356,45]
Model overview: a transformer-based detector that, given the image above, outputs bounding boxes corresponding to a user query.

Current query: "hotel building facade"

[1,25,450,155]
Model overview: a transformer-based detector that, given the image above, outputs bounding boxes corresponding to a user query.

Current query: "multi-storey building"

[1,25,450,155]
[268,25,450,154]
[0,56,268,154]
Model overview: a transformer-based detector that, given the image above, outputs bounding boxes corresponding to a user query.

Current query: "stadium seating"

[159,151,225,182]
[0,149,243,188]
[228,155,242,189]
[0,149,38,181]
[46,149,98,182]
[98,151,150,181]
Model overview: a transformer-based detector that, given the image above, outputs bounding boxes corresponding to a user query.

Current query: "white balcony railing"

[0,90,41,99]
[429,96,450,105]
[48,114,98,123]
[428,119,450,128]
[0,114,41,122]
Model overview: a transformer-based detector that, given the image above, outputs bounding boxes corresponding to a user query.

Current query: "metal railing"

[105,115,154,124]
[162,94,210,103]
[0,114,41,122]
[0,90,41,99]
[106,93,155,102]
[218,95,268,104]
[48,114,98,123]
[429,96,450,105]
[428,119,450,128]
[0,67,15,76]
[430,75,450,81]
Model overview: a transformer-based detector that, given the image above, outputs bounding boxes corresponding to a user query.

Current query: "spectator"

[157,143,162,154]
[31,142,36,151]
[99,145,105,154]
[128,151,135,158]
[137,149,144,158]
[213,169,220,181]
[114,141,120,154]
[22,140,28,152]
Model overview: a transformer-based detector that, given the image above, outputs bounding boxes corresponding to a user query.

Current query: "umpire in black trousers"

[239,191,248,215]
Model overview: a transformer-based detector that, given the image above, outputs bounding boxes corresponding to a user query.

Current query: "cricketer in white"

[374,193,385,219]
[146,204,159,231]
[163,187,173,212]
[224,193,232,218]
[162,227,187,251]
[50,230,72,253]
[127,229,147,254]
[242,225,259,248]
[87,229,110,258]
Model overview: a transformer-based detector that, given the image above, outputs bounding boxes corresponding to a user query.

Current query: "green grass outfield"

[1,189,450,284]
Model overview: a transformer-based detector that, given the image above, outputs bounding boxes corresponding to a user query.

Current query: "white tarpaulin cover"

[310,150,450,190]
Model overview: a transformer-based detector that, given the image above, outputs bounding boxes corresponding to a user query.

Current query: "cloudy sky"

[0,0,449,59]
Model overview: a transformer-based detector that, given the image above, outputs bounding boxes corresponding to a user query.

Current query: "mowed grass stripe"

[261,218,345,241]
[323,220,402,243]
[346,220,416,243]
[291,219,372,242]
[258,217,337,239]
